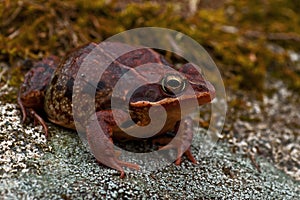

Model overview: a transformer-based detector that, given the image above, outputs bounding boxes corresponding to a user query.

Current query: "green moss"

[0,0,300,101]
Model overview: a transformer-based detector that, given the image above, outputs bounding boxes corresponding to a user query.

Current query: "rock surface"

[0,102,299,199]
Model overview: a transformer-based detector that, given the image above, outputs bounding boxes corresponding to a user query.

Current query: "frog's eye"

[161,74,186,95]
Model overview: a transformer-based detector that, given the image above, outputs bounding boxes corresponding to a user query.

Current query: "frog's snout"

[205,80,216,101]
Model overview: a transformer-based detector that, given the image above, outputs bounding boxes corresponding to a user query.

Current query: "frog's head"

[128,63,215,125]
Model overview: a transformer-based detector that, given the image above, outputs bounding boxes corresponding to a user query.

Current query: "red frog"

[18,42,215,178]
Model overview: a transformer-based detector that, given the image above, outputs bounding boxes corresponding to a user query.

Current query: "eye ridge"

[161,74,186,95]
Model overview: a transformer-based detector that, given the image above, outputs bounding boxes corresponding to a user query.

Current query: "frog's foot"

[17,94,27,123]
[30,109,49,137]
[87,110,139,178]
[157,117,197,165]
[159,141,197,165]
[17,93,49,137]
[97,155,140,178]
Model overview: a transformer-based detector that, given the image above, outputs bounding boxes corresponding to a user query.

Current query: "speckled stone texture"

[0,101,299,199]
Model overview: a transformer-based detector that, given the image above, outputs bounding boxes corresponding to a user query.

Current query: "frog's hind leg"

[86,110,139,178]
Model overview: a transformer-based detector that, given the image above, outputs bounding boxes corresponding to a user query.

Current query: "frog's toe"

[106,158,127,178]
[117,160,140,178]
[160,145,197,165]
[30,109,49,137]
[184,147,197,164]
[17,96,27,123]
[174,147,197,165]
[118,160,140,171]
[98,157,140,178]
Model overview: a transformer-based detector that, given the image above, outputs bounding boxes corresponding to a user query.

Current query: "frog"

[18,42,216,178]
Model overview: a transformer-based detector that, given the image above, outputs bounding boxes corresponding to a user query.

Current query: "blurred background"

[0,0,299,182]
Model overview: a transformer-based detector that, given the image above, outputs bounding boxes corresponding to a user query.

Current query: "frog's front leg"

[86,110,139,178]
[157,116,197,165]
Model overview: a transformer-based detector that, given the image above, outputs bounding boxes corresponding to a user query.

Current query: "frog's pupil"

[167,79,180,88]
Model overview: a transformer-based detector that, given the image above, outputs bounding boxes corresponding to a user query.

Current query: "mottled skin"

[18,42,215,178]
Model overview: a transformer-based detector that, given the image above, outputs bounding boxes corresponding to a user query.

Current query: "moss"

[0,0,300,101]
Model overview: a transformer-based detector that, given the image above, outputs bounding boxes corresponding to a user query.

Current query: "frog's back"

[44,42,170,130]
